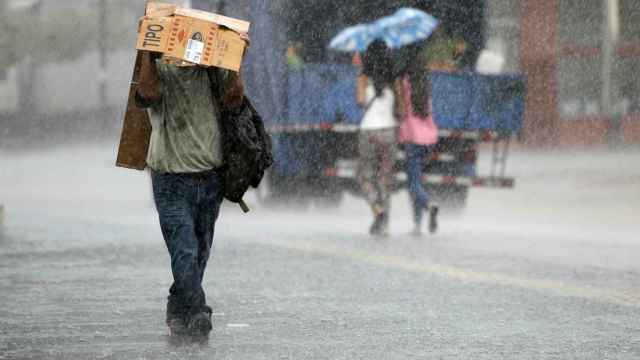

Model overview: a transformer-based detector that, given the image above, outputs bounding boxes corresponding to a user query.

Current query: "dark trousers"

[151,169,224,320]
[404,144,431,225]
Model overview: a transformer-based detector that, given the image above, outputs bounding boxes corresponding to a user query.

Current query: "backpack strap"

[362,96,377,115]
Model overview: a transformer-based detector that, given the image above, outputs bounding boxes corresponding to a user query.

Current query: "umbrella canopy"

[329,7,438,52]
[327,24,375,53]
[372,8,439,49]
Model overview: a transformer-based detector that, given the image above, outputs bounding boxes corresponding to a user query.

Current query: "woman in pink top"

[398,61,439,236]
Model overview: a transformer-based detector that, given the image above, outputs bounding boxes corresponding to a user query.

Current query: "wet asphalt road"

[0,145,639,359]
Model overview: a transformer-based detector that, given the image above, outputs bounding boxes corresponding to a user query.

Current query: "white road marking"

[227,323,251,328]
[270,240,640,308]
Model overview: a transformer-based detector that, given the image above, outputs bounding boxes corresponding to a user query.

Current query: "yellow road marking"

[271,240,640,308]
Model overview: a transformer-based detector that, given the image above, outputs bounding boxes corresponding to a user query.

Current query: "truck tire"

[256,172,311,210]
[313,189,344,209]
[429,184,469,212]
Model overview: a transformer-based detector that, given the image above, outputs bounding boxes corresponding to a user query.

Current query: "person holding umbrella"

[330,8,440,236]
[356,40,399,236]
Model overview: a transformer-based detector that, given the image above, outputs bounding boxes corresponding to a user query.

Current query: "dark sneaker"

[370,212,389,237]
[378,212,389,237]
[369,213,384,235]
[167,317,188,336]
[166,301,188,336]
[188,306,213,337]
[428,205,439,234]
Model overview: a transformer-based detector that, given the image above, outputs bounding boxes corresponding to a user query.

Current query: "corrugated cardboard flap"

[146,2,177,17]
[174,7,250,33]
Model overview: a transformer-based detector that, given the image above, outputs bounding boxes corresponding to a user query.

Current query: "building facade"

[513,0,640,145]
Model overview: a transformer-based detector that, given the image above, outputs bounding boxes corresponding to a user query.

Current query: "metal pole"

[18,0,42,115]
[98,0,108,111]
[602,0,620,145]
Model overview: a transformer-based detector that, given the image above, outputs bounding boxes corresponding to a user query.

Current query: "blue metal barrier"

[467,74,525,131]
[432,72,525,131]
[432,73,474,129]
[286,64,362,124]
[286,67,525,132]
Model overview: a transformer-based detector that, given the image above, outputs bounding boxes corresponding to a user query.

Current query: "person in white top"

[359,82,397,130]
[355,40,399,237]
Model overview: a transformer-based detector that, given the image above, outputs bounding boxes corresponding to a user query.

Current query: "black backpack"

[218,96,273,211]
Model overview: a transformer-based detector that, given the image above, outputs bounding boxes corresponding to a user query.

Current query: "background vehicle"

[233,0,524,210]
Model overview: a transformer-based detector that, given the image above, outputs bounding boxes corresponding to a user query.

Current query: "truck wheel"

[313,190,344,209]
[429,184,469,212]
[256,173,311,210]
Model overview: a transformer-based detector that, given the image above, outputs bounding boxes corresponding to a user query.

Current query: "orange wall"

[519,0,558,146]
[556,118,610,146]
[623,115,640,144]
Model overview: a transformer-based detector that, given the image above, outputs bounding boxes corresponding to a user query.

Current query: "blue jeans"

[404,144,431,225]
[151,169,224,319]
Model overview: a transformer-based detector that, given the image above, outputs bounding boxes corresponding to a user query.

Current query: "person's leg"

[405,144,430,228]
[184,171,224,336]
[193,171,224,299]
[376,129,397,235]
[358,132,386,235]
[357,131,379,210]
[372,134,386,207]
[361,139,385,236]
[151,172,201,333]
[404,144,422,228]
[419,145,438,234]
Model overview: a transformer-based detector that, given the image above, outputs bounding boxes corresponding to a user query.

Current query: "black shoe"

[187,306,213,337]
[378,212,389,237]
[428,205,439,234]
[167,317,188,336]
[166,300,188,336]
[369,213,384,235]
[369,212,389,237]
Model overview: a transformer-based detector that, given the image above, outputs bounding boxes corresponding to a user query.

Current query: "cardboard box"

[136,4,250,72]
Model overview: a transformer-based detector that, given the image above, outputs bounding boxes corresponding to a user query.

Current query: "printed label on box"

[185,39,204,64]
[136,17,172,53]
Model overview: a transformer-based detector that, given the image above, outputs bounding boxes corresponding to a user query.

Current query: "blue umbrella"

[372,8,439,49]
[329,8,438,52]
[328,24,375,53]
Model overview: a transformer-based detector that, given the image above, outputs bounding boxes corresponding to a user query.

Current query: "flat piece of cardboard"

[116,50,152,170]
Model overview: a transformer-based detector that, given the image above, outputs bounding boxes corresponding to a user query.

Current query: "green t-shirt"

[421,36,465,70]
[141,62,230,173]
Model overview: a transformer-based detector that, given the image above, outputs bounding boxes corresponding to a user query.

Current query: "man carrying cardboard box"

[135,14,249,336]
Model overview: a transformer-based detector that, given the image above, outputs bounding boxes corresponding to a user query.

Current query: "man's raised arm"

[136,51,162,107]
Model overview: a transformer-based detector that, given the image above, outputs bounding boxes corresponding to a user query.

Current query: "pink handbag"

[398,78,438,146]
